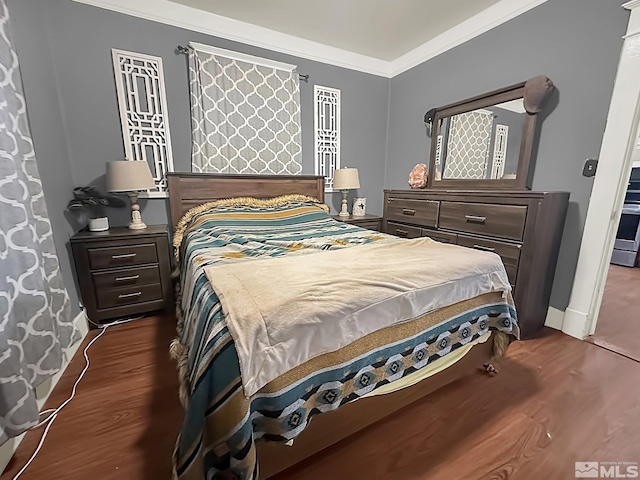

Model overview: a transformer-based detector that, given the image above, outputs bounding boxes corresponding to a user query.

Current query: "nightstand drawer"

[386,221,422,239]
[386,197,439,228]
[71,225,173,325]
[354,221,381,232]
[92,265,160,289]
[88,243,158,270]
[96,283,163,310]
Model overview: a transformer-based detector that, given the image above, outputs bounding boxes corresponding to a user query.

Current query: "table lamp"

[333,167,360,217]
[106,160,155,230]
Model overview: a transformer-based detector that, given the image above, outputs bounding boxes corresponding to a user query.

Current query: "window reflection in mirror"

[434,98,526,181]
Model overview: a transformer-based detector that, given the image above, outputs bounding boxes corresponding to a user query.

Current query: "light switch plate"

[583,158,598,177]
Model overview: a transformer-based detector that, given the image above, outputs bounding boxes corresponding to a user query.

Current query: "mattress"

[171,196,519,480]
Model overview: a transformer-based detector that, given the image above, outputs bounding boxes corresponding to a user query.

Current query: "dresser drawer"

[387,197,439,228]
[457,234,521,284]
[439,201,527,241]
[386,222,422,239]
[88,243,158,270]
[96,283,163,310]
[421,229,457,244]
[92,265,160,289]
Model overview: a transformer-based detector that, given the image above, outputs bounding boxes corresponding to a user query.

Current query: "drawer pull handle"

[395,229,409,238]
[118,292,142,299]
[473,244,496,252]
[465,215,486,224]
[402,209,416,216]
[112,253,137,259]
[115,275,140,282]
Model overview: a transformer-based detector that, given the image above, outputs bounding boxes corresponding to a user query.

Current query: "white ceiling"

[73,0,547,76]
[169,0,501,61]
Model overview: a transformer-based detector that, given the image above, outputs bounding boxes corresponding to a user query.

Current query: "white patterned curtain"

[189,46,302,175]
[0,0,80,445]
[443,110,493,179]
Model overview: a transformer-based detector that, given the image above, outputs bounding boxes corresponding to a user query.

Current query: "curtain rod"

[176,45,309,82]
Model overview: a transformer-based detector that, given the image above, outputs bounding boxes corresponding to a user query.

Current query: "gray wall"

[385,0,629,310]
[8,0,390,316]
[8,0,632,316]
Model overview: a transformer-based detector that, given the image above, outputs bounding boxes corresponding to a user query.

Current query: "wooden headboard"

[167,173,325,226]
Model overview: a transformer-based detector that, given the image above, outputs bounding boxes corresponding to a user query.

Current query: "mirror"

[427,81,542,190]
[436,99,526,181]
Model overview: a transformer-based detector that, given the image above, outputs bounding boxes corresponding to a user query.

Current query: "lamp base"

[129,220,147,230]
[338,189,350,217]
[127,191,148,230]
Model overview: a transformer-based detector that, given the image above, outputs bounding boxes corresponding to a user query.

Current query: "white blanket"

[204,238,511,397]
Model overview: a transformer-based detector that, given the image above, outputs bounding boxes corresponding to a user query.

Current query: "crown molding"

[389,0,548,77]
[73,0,547,79]
[623,0,640,10]
[72,0,392,76]
[189,42,298,71]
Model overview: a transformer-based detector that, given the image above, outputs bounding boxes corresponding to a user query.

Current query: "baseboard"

[0,310,89,474]
[544,306,565,330]
[561,307,590,340]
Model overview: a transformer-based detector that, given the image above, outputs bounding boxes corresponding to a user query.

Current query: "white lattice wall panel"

[491,124,509,179]
[314,85,341,191]
[443,110,493,179]
[112,49,174,197]
[434,134,443,171]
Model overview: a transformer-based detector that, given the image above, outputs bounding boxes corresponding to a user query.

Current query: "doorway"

[587,165,640,360]
[560,0,640,342]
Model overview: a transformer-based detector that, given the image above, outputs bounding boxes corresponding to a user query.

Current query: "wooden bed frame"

[166,172,496,479]
[167,172,325,225]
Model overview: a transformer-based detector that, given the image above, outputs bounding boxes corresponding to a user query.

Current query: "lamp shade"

[333,168,360,190]
[106,160,155,192]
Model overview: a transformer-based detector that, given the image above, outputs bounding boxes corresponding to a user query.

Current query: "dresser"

[70,225,173,325]
[332,214,382,232]
[383,190,569,338]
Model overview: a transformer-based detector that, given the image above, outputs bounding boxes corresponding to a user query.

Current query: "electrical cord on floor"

[11,315,143,480]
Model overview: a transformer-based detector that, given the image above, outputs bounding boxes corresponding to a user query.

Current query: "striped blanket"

[171,196,519,480]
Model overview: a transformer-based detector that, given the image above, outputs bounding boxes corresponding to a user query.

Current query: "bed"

[167,173,519,480]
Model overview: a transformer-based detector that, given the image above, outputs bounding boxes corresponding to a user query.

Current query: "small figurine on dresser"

[408,163,428,189]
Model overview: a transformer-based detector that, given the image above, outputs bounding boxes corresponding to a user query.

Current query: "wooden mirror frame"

[427,81,537,190]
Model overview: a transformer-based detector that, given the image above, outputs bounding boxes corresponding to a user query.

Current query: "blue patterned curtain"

[0,0,80,445]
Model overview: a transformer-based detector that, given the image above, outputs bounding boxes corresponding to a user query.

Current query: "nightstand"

[332,214,383,232]
[70,225,173,326]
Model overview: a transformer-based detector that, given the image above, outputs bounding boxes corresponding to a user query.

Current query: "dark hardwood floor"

[588,264,640,361]
[2,315,183,480]
[3,316,639,480]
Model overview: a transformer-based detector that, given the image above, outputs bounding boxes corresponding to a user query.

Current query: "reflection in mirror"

[434,98,527,181]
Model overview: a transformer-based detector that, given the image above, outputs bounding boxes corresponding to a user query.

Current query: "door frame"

[561,0,640,339]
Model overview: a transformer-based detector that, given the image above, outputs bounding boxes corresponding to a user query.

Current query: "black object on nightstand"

[332,214,382,232]
[70,225,173,326]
